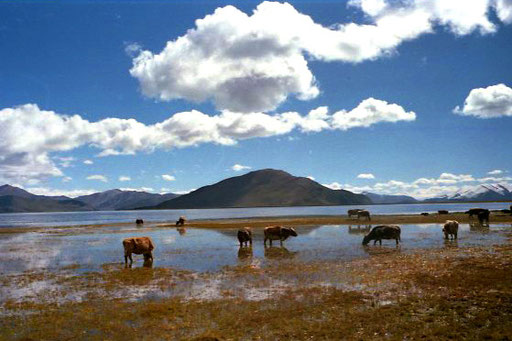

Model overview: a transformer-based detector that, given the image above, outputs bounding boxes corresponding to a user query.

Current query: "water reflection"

[362,245,401,256]
[0,224,508,276]
[348,225,371,234]
[177,227,186,236]
[443,239,459,248]
[237,246,253,260]
[264,245,297,259]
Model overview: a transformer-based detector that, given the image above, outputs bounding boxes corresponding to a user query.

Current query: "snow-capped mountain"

[426,183,512,202]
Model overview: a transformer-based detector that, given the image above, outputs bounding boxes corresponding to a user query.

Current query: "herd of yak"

[123,206,511,266]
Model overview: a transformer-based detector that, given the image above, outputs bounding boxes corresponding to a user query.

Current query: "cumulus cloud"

[0,100,413,184]
[488,169,504,175]
[495,0,512,24]
[453,84,512,118]
[232,164,252,172]
[357,173,375,179]
[130,1,509,112]
[331,98,416,130]
[119,176,131,182]
[83,159,93,165]
[62,176,72,183]
[162,174,176,181]
[86,175,108,182]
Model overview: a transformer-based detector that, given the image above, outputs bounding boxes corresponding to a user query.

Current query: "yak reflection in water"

[264,245,297,259]
[237,246,253,260]
[348,225,371,235]
[177,227,187,236]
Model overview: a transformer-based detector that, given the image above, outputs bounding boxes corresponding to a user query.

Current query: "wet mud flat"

[1,224,511,340]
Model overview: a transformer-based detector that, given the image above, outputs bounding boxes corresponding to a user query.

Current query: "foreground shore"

[1,226,511,339]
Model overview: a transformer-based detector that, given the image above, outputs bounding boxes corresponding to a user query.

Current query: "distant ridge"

[425,183,512,202]
[363,192,418,204]
[148,169,372,209]
[75,189,179,210]
[0,185,178,213]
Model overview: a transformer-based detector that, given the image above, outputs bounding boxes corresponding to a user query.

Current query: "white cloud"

[331,98,415,130]
[487,169,504,175]
[86,175,108,182]
[357,173,375,179]
[55,156,75,168]
[494,0,512,24]
[124,42,142,57]
[119,176,131,182]
[120,187,155,192]
[25,187,97,198]
[130,1,509,113]
[454,84,512,118]
[162,174,176,181]
[173,189,196,195]
[232,164,252,172]
[83,159,93,165]
[62,176,72,183]
[0,100,413,184]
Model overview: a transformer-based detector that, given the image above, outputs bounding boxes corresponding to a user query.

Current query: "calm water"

[0,223,508,275]
[1,202,511,228]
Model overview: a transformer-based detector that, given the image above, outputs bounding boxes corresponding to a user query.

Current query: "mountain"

[363,192,418,204]
[425,183,512,202]
[149,169,372,209]
[75,189,179,210]
[0,184,35,198]
[0,185,94,213]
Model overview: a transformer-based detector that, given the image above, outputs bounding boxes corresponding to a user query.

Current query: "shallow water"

[1,201,511,228]
[0,223,508,276]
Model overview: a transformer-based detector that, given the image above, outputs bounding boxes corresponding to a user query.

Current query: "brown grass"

[2,237,512,340]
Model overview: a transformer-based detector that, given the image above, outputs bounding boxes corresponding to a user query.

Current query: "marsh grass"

[2,239,511,340]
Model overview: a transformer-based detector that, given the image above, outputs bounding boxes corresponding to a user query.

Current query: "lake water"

[0,223,508,275]
[1,202,511,228]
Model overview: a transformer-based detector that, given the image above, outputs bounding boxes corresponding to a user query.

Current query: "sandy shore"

[166,211,512,229]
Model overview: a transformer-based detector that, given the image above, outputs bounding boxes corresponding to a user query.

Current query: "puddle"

[0,223,509,305]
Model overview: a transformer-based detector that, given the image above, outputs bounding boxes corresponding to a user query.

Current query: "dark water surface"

[0,223,508,276]
[1,201,511,228]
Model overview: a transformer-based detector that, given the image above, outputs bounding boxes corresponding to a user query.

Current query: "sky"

[1,0,512,199]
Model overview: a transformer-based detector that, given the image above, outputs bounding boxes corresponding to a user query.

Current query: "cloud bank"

[130,1,511,112]
[0,99,414,184]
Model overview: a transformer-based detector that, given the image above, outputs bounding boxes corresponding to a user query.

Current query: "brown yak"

[443,220,459,240]
[347,209,363,218]
[264,226,297,246]
[362,225,401,246]
[122,236,155,265]
[237,227,252,247]
[357,210,371,221]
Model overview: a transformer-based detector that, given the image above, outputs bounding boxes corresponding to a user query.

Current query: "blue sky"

[1,0,512,198]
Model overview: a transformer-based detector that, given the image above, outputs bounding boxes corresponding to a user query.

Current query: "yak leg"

[396,238,399,245]
[280,238,283,246]
[124,255,128,264]
[379,239,382,246]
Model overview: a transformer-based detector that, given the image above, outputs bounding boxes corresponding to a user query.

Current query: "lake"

[0,223,508,275]
[0,202,511,228]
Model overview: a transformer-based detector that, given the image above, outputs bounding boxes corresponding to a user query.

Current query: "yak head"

[284,227,298,237]
[362,234,372,246]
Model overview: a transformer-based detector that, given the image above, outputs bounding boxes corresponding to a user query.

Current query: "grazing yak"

[443,220,459,240]
[466,208,489,219]
[237,227,252,247]
[135,219,144,225]
[357,210,371,221]
[348,209,363,218]
[175,216,186,226]
[438,210,449,215]
[264,226,297,246]
[421,212,429,216]
[362,225,401,246]
[122,236,155,265]
[477,210,490,225]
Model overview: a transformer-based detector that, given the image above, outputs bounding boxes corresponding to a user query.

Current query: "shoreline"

[1,212,511,233]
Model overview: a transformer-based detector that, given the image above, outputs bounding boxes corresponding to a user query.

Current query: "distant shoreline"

[1,212,511,233]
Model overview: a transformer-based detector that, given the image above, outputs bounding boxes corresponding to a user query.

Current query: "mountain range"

[2,170,512,213]
[425,183,512,202]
